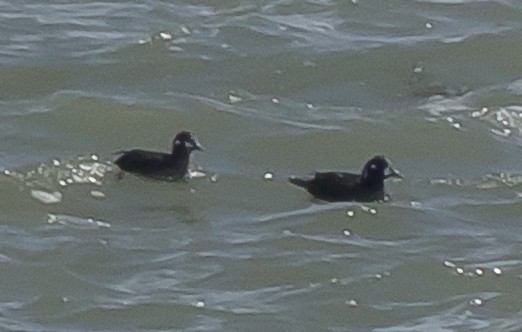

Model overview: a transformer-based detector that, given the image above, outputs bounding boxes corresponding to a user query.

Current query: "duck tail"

[288,176,309,188]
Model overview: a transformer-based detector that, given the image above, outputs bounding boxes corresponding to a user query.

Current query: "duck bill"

[194,141,204,151]
[189,139,204,151]
[385,166,403,179]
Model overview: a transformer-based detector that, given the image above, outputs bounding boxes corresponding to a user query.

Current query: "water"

[1,0,522,330]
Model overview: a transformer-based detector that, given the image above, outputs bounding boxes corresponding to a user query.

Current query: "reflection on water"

[2,0,522,330]
[3,154,112,204]
[443,260,501,278]
[47,213,111,229]
[430,172,522,190]
[472,106,522,137]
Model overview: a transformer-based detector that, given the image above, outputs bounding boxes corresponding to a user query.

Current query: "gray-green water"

[2,1,522,331]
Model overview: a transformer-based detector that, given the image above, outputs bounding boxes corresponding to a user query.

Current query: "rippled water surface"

[2,0,522,331]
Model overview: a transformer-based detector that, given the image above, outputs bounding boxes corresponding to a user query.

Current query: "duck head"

[172,131,204,154]
[361,156,402,187]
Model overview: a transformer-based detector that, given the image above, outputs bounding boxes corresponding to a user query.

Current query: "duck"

[289,156,402,202]
[114,131,203,180]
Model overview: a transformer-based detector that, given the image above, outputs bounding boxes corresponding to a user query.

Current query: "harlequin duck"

[114,131,203,180]
[289,156,402,202]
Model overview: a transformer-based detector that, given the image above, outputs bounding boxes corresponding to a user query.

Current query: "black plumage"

[289,156,402,202]
[114,131,203,180]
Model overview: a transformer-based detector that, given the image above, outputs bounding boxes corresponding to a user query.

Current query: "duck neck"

[362,175,385,189]
[171,145,191,169]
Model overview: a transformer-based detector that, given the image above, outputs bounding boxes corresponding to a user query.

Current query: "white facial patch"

[185,140,196,149]
[175,137,196,148]
[370,164,378,170]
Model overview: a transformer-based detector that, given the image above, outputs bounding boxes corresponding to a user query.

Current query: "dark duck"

[289,156,402,202]
[114,131,203,180]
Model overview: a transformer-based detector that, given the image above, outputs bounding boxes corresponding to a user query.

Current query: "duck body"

[114,131,202,180]
[115,149,190,179]
[289,156,401,202]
